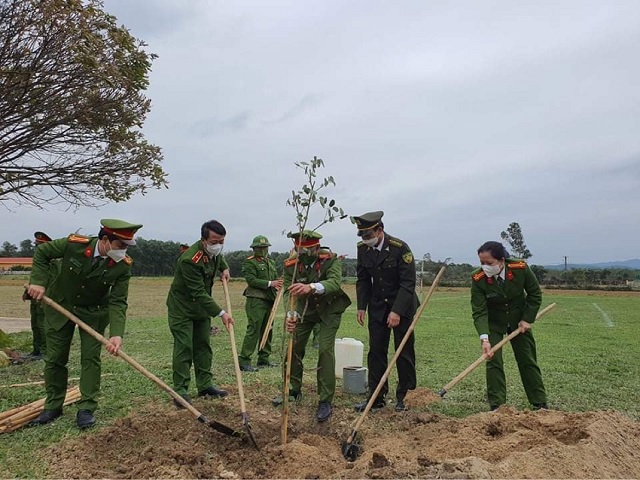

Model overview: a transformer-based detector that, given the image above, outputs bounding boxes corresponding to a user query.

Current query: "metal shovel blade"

[341,440,361,462]
[198,415,244,438]
[242,413,260,450]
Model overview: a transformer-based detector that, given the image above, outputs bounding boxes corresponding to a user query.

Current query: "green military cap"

[288,230,322,247]
[250,235,272,248]
[100,218,143,245]
[351,211,384,236]
[34,231,52,244]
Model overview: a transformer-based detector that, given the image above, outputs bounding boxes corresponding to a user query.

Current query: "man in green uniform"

[26,219,142,429]
[23,231,53,359]
[352,211,419,412]
[275,230,351,422]
[470,240,547,410]
[238,235,282,372]
[167,220,234,407]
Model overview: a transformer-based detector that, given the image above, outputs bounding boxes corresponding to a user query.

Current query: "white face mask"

[482,264,501,277]
[362,236,378,247]
[107,248,127,263]
[205,243,223,257]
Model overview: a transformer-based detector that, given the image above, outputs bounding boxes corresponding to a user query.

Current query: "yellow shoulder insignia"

[389,238,403,248]
[68,234,90,244]
[473,271,486,282]
[192,251,203,264]
[284,258,297,268]
[402,252,414,264]
[246,255,255,260]
[357,241,365,248]
[507,261,527,269]
[123,255,133,265]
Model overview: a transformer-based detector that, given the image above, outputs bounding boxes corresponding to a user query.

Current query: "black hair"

[201,220,226,239]
[98,228,119,243]
[477,241,509,260]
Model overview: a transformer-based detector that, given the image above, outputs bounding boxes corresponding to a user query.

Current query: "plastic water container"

[334,337,364,378]
[343,366,367,394]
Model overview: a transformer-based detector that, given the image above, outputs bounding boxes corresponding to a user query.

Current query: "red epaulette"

[284,258,297,267]
[123,255,133,265]
[317,252,334,261]
[507,261,527,269]
[192,251,203,264]
[68,234,90,244]
[472,271,486,282]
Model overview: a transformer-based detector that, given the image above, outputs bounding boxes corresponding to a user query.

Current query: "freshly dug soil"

[47,387,640,479]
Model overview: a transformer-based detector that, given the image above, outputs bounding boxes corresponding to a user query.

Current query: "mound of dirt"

[47,388,640,479]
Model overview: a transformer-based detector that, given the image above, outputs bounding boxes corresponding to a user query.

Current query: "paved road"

[0,317,30,333]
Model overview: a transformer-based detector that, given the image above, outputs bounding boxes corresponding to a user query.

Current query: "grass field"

[1,276,639,477]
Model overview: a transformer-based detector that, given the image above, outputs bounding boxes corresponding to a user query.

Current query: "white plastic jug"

[334,337,364,378]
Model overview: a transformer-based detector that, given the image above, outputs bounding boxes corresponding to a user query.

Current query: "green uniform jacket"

[166,241,229,318]
[470,259,542,336]
[29,235,132,337]
[283,249,352,316]
[242,255,278,301]
[356,234,419,318]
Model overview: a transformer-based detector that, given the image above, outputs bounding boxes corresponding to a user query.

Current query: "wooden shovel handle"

[259,287,284,351]
[439,302,557,396]
[221,279,248,415]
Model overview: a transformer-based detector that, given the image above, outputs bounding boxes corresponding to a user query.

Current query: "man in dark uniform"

[23,231,53,359]
[238,235,282,371]
[276,230,351,422]
[352,211,419,412]
[166,220,234,407]
[470,240,547,410]
[26,219,142,429]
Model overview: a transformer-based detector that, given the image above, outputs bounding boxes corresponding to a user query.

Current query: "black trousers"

[366,300,416,401]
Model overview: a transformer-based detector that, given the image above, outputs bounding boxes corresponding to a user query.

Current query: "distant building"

[0,257,33,272]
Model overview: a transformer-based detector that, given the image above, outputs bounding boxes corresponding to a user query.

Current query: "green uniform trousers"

[43,307,109,412]
[30,301,46,354]
[487,329,547,407]
[168,312,214,395]
[290,312,340,403]
[238,297,273,366]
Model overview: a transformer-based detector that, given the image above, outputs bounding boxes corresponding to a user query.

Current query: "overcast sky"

[2,0,639,265]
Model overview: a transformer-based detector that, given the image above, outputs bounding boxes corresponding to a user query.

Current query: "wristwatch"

[308,283,317,294]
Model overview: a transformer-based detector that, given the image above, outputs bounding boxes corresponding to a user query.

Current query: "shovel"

[438,302,557,397]
[259,286,284,351]
[341,266,446,461]
[221,279,260,450]
[32,290,243,439]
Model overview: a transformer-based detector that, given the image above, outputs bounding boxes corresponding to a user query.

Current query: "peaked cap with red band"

[100,218,143,245]
[288,230,322,248]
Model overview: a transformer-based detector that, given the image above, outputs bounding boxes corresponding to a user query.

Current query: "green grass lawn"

[1,280,639,477]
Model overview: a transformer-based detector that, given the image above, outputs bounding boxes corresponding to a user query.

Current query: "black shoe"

[76,409,96,429]
[533,403,548,410]
[490,405,500,411]
[354,397,385,412]
[316,401,332,422]
[239,365,259,372]
[173,394,193,409]
[395,399,408,412]
[198,386,228,398]
[29,409,62,426]
[271,390,301,406]
[257,361,276,368]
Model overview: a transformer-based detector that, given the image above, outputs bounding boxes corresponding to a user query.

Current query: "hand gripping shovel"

[32,290,243,439]
[341,266,446,461]
[221,279,260,450]
[438,302,557,397]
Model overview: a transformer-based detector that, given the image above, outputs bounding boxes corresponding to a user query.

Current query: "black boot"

[29,409,62,426]
[316,401,332,422]
[173,393,193,409]
[198,386,228,398]
[239,365,259,372]
[354,397,385,412]
[395,398,408,412]
[533,403,548,410]
[76,410,96,429]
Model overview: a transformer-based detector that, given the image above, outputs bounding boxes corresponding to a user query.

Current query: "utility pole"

[563,256,568,271]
